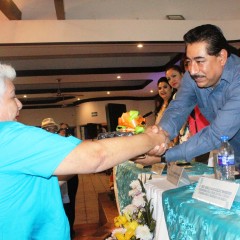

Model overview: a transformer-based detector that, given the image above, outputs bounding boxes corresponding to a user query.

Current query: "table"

[114,161,213,213]
[145,177,176,240]
[114,161,240,239]
[113,161,154,213]
[162,181,240,240]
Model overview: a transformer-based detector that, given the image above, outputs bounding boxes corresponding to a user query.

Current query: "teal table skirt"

[162,182,240,240]
[115,161,213,213]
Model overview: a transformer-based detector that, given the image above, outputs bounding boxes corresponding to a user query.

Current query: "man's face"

[0,80,22,121]
[185,41,227,88]
[59,124,68,136]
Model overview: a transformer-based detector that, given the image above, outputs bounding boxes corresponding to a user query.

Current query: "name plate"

[192,177,239,209]
[167,164,191,187]
[151,163,166,175]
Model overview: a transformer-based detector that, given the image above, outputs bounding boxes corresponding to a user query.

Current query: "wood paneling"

[0,0,21,20]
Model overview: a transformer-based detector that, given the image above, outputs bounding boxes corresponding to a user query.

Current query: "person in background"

[155,77,178,148]
[155,77,176,125]
[165,65,190,144]
[41,117,59,133]
[58,122,79,239]
[0,63,167,240]
[165,65,183,92]
[58,122,72,137]
[134,77,176,166]
[159,24,240,167]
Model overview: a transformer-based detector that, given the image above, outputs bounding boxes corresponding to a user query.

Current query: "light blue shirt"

[0,121,81,240]
[160,54,240,164]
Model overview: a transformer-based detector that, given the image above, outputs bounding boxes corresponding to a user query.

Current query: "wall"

[19,99,156,137]
[1,20,240,44]
[18,107,76,127]
[75,99,155,125]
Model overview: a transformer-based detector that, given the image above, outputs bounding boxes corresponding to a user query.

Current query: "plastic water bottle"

[217,136,235,181]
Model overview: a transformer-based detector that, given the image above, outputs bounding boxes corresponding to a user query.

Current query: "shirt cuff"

[165,145,188,162]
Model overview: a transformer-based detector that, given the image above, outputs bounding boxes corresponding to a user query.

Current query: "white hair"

[0,63,16,96]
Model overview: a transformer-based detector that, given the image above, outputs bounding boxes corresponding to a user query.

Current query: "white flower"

[136,225,153,240]
[128,188,141,197]
[122,204,138,216]
[132,193,146,208]
[130,180,142,191]
[112,228,126,237]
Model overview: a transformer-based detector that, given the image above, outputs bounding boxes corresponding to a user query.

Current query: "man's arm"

[163,70,240,162]
[54,126,167,175]
[160,74,197,140]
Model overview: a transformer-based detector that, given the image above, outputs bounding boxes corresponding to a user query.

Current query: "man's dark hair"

[183,24,238,57]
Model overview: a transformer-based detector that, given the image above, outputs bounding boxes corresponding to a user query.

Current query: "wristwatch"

[160,151,167,163]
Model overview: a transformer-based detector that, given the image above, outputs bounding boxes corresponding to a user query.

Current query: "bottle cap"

[220,135,229,141]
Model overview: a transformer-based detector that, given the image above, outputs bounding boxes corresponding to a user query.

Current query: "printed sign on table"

[192,177,239,209]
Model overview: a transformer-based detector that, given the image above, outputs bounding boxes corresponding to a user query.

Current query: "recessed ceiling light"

[107,91,110,95]
[137,44,143,48]
[117,75,121,79]
[166,15,185,20]
[23,95,27,98]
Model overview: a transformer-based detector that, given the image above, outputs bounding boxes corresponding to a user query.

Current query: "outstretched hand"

[145,125,169,155]
[132,125,169,165]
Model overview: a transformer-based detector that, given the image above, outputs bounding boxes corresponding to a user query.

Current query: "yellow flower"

[115,232,125,240]
[119,215,128,225]
[123,222,129,228]
[123,212,131,222]
[114,217,120,227]
[125,228,135,240]
[114,215,128,227]
[114,221,121,227]
[128,220,139,230]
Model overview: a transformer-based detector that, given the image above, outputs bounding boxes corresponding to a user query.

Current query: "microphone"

[143,111,154,118]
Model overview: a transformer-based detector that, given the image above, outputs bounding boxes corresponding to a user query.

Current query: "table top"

[162,181,240,240]
[115,161,213,212]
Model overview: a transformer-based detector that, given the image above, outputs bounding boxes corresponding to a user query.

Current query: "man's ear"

[218,49,228,66]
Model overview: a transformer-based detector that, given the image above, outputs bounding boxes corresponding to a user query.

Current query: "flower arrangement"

[106,178,156,240]
[116,110,146,134]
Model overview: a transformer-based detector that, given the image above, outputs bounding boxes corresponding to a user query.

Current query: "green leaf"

[129,110,139,120]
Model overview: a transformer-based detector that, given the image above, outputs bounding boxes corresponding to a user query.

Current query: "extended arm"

[54,126,167,175]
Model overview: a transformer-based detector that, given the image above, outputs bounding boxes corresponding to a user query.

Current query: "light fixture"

[150,90,154,93]
[107,91,110,95]
[137,43,143,48]
[23,95,27,98]
[117,75,121,79]
[166,15,185,20]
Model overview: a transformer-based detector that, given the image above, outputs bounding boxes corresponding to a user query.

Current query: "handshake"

[132,125,170,165]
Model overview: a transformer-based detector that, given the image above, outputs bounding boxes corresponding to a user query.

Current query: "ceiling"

[0,0,240,109]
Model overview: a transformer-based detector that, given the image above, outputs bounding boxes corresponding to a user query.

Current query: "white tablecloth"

[145,177,177,240]
[145,174,209,240]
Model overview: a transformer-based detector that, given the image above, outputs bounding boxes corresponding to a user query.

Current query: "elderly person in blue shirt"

[159,24,240,166]
[0,63,166,240]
